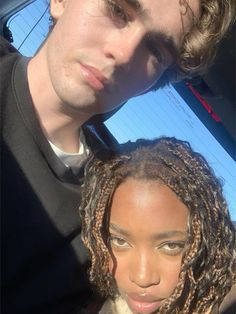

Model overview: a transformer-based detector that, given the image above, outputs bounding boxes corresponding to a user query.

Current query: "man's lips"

[79,63,109,91]
[126,293,163,314]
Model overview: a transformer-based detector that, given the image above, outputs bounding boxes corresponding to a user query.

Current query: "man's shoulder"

[0,36,18,56]
[0,36,22,102]
[0,36,21,73]
[0,38,25,127]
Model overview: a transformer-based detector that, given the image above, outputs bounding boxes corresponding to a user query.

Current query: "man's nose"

[104,26,146,67]
[129,251,160,288]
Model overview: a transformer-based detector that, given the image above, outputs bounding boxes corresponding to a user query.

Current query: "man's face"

[46,0,199,116]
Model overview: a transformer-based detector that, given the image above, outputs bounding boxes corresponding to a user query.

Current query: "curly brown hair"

[80,137,236,313]
[48,0,235,86]
[154,0,236,88]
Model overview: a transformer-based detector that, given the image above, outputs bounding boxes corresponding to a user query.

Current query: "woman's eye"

[109,235,130,248]
[104,0,129,26]
[159,242,185,256]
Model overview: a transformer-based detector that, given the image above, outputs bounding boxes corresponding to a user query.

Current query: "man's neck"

[27,47,91,153]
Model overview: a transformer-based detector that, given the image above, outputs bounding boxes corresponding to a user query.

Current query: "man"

[1,0,235,313]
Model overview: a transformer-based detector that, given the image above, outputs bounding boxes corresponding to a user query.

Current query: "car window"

[6,0,50,56]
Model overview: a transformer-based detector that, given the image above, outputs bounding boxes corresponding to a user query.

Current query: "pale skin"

[109,179,189,314]
[27,0,200,153]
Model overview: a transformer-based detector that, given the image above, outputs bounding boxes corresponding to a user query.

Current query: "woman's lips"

[126,293,163,314]
[79,63,108,91]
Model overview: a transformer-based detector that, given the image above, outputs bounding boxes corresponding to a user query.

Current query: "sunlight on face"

[45,0,200,115]
[109,179,189,314]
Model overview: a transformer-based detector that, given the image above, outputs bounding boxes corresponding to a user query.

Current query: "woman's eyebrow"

[152,230,187,241]
[109,223,130,237]
[110,223,187,240]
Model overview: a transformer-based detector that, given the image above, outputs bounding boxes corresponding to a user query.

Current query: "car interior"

[1,0,235,312]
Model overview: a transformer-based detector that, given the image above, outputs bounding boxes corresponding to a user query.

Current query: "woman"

[80,137,236,313]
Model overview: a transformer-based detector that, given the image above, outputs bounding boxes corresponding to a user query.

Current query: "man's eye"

[105,0,129,26]
[159,241,186,256]
[147,41,164,64]
[145,35,167,65]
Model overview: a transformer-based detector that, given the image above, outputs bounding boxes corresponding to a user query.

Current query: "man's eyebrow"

[123,0,150,19]
[148,31,179,60]
[124,0,143,12]
[124,0,179,59]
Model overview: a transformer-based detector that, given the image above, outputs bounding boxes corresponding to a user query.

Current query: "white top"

[99,297,132,314]
[49,131,90,175]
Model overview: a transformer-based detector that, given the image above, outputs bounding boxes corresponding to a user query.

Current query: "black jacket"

[0,36,114,314]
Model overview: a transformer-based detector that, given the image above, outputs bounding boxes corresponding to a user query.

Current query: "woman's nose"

[129,251,160,288]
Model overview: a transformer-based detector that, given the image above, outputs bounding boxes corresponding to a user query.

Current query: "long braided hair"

[80,137,236,313]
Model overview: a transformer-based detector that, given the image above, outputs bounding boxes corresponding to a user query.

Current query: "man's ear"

[50,0,68,21]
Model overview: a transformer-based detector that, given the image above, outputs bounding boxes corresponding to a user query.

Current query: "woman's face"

[108,179,188,314]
